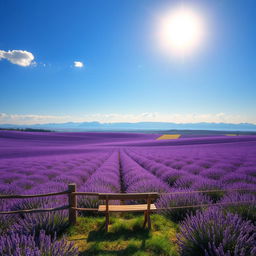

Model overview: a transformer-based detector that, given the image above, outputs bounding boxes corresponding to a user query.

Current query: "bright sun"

[158,6,204,55]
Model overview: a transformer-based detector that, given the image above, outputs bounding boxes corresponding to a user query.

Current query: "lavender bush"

[178,207,256,256]
[157,189,211,221]
[0,201,17,234]
[220,192,256,223]
[0,230,78,256]
[14,211,69,238]
[192,179,224,202]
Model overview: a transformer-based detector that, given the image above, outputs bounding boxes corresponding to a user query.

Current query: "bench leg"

[143,211,147,228]
[147,212,151,230]
[105,213,109,232]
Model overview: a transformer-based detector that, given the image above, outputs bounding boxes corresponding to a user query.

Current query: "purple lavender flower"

[127,179,170,193]
[178,207,256,256]
[0,230,78,255]
[157,188,211,222]
[200,168,226,180]
[0,183,22,195]
[0,173,25,184]
[225,182,256,194]
[0,200,18,234]
[182,164,203,175]
[213,163,237,172]
[12,179,36,190]
[173,174,198,189]
[192,178,224,202]
[220,192,256,223]
[162,170,187,186]
[27,174,49,184]
[238,167,256,177]
[14,211,69,238]
[222,172,256,184]
[120,151,170,193]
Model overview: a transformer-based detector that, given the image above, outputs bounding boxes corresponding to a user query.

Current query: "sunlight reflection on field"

[156,134,181,140]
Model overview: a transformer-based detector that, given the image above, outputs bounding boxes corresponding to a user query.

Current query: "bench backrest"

[98,192,159,201]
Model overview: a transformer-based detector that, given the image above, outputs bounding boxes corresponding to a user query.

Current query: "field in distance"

[0,130,255,255]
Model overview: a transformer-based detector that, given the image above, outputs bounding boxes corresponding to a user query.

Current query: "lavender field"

[0,130,256,255]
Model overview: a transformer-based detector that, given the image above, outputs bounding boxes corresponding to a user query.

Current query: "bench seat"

[98,192,159,231]
[98,204,156,212]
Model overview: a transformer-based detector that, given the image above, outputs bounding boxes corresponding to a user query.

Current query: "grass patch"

[67,214,178,256]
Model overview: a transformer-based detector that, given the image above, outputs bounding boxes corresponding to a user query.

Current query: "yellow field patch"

[225,134,238,136]
[156,134,181,140]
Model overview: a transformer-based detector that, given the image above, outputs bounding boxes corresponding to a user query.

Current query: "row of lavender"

[0,151,117,255]
[124,146,256,221]
[121,145,256,255]
[1,145,255,209]
[0,150,118,231]
[0,141,256,255]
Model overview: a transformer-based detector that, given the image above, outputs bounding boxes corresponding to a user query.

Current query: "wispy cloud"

[79,112,256,124]
[73,61,84,68]
[0,113,71,125]
[0,50,35,67]
[0,112,255,125]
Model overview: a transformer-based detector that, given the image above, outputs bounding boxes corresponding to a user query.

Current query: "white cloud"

[0,112,255,125]
[80,112,256,124]
[0,50,35,67]
[73,61,84,68]
[0,113,71,125]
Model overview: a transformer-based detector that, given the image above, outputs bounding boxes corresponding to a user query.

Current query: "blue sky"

[0,0,256,124]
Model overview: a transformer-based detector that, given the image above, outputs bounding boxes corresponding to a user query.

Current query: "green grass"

[67,214,179,256]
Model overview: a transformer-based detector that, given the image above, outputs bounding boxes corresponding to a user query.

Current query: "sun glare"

[158,6,204,56]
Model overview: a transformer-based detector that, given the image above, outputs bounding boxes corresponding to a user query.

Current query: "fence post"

[68,183,77,225]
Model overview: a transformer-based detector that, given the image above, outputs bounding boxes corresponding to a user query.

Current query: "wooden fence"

[0,183,255,226]
[0,183,99,225]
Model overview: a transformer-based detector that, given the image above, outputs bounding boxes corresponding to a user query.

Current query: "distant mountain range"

[0,121,256,132]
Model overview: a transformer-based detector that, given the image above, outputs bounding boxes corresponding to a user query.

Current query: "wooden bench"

[98,192,159,232]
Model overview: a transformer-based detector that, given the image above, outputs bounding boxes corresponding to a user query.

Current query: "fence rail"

[160,188,255,195]
[156,200,255,211]
[0,183,255,225]
[0,190,69,199]
[0,205,69,215]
